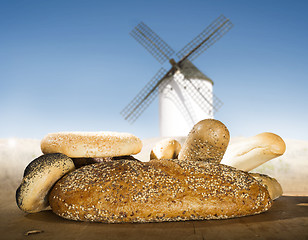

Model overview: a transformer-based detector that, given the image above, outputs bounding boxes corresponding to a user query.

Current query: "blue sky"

[1,0,308,141]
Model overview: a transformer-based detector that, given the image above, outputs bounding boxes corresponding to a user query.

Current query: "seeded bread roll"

[250,173,283,200]
[41,131,142,158]
[221,132,286,171]
[178,119,230,163]
[150,138,181,160]
[49,159,272,223]
[16,153,75,213]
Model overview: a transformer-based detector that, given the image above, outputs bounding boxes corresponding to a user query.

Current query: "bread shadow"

[191,196,308,230]
[25,210,191,228]
[25,210,68,223]
[25,196,308,227]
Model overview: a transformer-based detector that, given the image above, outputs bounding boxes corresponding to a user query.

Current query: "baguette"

[221,132,286,171]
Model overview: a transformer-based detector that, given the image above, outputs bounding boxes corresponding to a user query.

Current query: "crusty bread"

[41,131,142,158]
[178,119,230,163]
[221,132,286,171]
[16,153,75,213]
[49,158,272,223]
[250,173,283,200]
[150,138,181,160]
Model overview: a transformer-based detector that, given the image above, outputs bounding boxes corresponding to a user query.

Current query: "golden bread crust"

[178,119,230,163]
[221,132,286,171]
[41,131,142,158]
[150,138,181,160]
[250,173,283,200]
[49,159,272,223]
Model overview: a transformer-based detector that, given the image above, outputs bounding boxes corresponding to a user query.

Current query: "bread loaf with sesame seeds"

[41,131,143,158]
[49,158,272,223]
[250,173,283,200]
[178,119,230,163]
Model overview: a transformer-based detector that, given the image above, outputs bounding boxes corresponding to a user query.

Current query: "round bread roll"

[221,132,286,171]
[178,119,230,163]
[16,153,75,213]
[250,173,283,200]
[49,159,272,223]
[150,138,181,160]
[41,131,143,158]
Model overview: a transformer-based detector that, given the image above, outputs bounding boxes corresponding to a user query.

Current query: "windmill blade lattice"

[122,15,232,123]
[121,67,171,123]
[163,78,197,126]
[176,74,223,114]
[130,22,175,64]
[176,15,233,62]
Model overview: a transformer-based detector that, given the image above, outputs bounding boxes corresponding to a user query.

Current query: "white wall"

[159,72,214,137]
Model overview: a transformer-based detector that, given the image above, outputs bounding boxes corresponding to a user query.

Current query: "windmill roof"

[179,60,214,85]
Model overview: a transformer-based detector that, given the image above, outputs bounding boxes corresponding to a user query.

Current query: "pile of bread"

[16,119,286,223]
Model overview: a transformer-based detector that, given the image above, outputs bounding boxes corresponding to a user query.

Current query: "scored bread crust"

[41,131,143,158]
[49,159,272,223]
[221,132,286,171]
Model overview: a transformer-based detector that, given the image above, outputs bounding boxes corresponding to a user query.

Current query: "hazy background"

[1,0,307,140]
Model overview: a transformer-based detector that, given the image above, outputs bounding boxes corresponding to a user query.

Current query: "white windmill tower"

[121,15,233,137]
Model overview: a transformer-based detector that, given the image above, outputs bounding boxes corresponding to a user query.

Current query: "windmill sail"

[130,22,175,64]
[177,14,233,63]
[121,67,171,123]
[122,15,232,124]
[178,60,223,113]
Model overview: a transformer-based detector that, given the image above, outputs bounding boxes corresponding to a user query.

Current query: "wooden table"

[2,193,307,240]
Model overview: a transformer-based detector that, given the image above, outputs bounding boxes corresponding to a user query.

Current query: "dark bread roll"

[16,153,75,213]
[49,158,272,223]
[72,155,138,168]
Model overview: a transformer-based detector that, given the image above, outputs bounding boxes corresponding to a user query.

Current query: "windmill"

[121,15,233,137]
